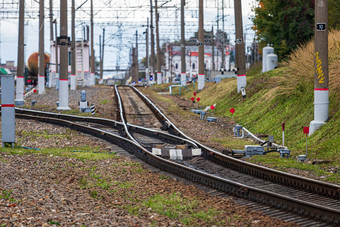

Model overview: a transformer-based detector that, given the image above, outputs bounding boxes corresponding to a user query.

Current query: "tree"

[329,0,340,29]
[252,0,314,59]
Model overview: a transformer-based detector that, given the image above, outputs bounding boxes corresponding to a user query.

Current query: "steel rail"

[14,108,198,149]
[14,114,339,225]
[130,85,340,200]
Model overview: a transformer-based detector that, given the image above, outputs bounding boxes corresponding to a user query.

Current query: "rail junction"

[13,85,340,227]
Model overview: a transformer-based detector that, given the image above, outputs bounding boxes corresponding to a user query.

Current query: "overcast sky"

[0,0,257,69]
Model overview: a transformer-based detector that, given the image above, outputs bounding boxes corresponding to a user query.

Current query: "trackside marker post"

[298,127,310,162]
[191,97,195,108]
[1,69,15,147]
[282,122,285,146]
[196,97,200,109]
[304,127,309,156]
[230,107,235,124]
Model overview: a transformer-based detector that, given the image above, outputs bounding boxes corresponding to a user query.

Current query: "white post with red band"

[90,73,95,86]
[310,89,329,135]
[1,71,15,146]
[57,79,71,110]
[309,0,329,135]
[70,74,76,90]
[237,74,247,93]
[38,74,45,94]
[15,76,24,105]
[157,72,162,85]
[198,74,205,90]
[180,72,186,86]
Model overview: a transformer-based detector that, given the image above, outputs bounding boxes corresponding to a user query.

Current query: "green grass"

[100,99,108,105]
[0,190,16,202]
[47,220,60,225]
[212,137,258,150]
[0,146,117,161]
[141,192,224,225]
[148,62,340,184]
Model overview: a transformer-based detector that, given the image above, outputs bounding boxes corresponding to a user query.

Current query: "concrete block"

[192,149,202,156]
[152,148,162,156]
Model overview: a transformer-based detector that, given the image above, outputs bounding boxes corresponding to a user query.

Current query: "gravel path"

[0,86,296,226]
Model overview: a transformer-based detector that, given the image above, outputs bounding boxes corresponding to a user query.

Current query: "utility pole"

[54,19,58,75]
[212,26,215,71]
[136,30,139,82]
[155,0,162,84]
[132,47,138,83]
[71,0,76,90]
[146,18,150,85]
[180,0,186,84]
[100,28,105,80]
[15,0,25,106]
[150,0,155,75]
[58,0,70,110]
[309,0,329,135]
[38,0,45,94]
[221,0,225,70]
[198,0,205,90]
[90,0,95,85]
[48,0,54,88]
[49,0,53,43]
[234,0,246,93]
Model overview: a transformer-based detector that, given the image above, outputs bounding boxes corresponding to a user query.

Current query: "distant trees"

[252,0,340,60]
[252,0,314,59]
[329,0,340,29]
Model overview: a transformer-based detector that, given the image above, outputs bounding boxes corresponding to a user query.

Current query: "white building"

[49,39,91,87]
[164,45,232,81]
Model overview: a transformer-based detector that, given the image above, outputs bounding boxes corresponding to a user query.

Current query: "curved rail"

[15,112,340,226]
[15,108,198,150]
[130,85,340,200]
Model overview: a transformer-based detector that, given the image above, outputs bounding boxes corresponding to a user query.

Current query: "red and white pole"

[309,0,329,135]
[198,0,205,90]
[57,0,70,110]
[234,0,247,93]
[157,72,162,85]
[281,122,285,146]
[180,72,186,86]
[15,0,25,106]
[1,71,15,147]
[70,74,76,90]
[38,0,45,94]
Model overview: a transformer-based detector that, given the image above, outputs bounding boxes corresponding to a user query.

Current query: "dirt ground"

[0,86,297,226]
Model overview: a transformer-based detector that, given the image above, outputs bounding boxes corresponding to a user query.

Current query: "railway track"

[13,85,340,226]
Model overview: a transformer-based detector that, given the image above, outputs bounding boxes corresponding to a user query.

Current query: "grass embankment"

[0,127,256,226]
[151,30,340,184]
